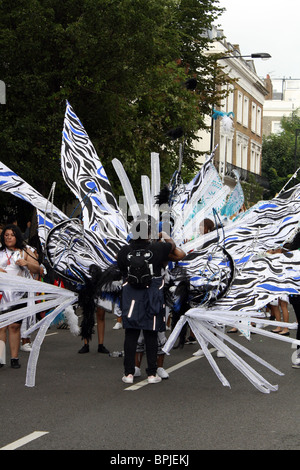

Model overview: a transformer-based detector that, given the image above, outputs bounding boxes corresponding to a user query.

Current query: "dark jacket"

[117,239,172,330]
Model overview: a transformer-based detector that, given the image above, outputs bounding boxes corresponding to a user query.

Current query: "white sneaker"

[147,374,162,384]
[122,374,134,384]
[157,367,169,379]
[292,352,300,369]
[134,366,141,377]
[113,322,122,330]
[217,350,225,358]
[20,343,32,352]
[193,349,204,357]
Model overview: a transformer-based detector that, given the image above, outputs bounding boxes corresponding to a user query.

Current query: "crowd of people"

[0,214,300,384]
[0,216,183,381]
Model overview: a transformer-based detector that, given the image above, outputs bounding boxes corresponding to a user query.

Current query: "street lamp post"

[220,52,271,60]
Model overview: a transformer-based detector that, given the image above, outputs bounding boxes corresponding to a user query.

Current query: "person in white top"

[0,224,40,369]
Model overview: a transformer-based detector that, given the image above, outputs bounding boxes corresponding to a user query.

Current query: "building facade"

[194,27,269,189]
[263,76,300,136]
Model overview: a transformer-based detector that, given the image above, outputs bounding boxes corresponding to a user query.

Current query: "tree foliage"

[0,0,225,226]
[262,112,300,198]
[241,175,264,209]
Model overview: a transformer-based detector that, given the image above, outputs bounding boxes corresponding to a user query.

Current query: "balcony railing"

[214,160,270,189]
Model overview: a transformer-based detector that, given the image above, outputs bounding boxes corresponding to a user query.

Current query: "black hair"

[0,224,26,250]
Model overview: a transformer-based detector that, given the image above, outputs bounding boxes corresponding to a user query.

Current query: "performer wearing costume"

[117,218,185,384]
[0,224,40,368]
[1,101,300,393]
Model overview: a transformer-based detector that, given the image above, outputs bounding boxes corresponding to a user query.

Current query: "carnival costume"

[0,101,300,393]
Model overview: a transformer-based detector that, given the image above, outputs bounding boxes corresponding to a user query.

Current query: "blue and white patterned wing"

[183,185,300,255]
[215,249,300,311]
[0,162,67,245]
[177,184,300,313]
[45,218,112,284]
[61,102,128,261]
[178,153,216,208]
[0,162,106,283]
[172,156,228,244]
[221,181,244,218]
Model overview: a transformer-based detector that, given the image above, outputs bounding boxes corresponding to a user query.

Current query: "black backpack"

[127,248,153,288]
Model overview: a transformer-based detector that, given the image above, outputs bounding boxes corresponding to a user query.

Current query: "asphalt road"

[1,308,300,452]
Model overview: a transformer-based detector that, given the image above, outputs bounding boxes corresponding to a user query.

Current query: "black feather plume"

[155,185,171,205]
[95,265,123,305]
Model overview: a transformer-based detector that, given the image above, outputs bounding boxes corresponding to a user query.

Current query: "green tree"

[262,111,300,198]
[0,0,225,226]
[241,175,264,208]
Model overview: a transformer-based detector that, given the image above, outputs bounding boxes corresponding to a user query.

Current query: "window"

[237,92,243,123]
[235,141,242,168]
[250,142,262,175]
[227,85,234,115]
[251,103,257,133]
[243,97,249,128]
[272,121,282,134]
[219,134,233,169]
[242,144,248,170]
[256,153,261,174]
[220,85,227,112]
[236,133,249,170]
[250,150,256,173]
[257,107,262,136]
[226,137,233,165]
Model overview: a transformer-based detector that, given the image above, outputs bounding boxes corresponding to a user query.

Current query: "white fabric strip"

[141,175,153,216]
[112,158,141,220]
[25,297,76,387]
[151,152,160,223]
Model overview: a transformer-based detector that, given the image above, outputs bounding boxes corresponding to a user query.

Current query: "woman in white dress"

[0,224,40,369]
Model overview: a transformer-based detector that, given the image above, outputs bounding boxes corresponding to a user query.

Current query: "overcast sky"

[217,0,300,79]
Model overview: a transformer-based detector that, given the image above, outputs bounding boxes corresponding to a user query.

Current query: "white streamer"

[141,175,153,216]
[189,319,279,393]
[163,306,300,393]
[151,152,160,223]
[0,273,78,386]
[25,297,76,387]
[112,158,141,219]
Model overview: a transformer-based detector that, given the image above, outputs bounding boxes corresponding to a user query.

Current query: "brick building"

[194,27,269,189]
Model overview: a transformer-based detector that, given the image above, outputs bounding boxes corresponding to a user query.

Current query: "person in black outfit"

[117,216,185,384]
